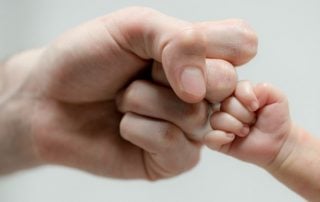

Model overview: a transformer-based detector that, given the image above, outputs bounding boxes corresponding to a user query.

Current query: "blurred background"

[1,0,319,201]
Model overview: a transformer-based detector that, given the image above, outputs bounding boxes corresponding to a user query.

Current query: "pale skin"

[0,7,258,179]
[127,76,320,201]
[1,6,319,201]
[207,81,320,201]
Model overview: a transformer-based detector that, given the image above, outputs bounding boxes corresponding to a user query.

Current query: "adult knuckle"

[119,114,132,140]
[176,27,206,54]
[184,102,209,127]
[107,6,160,58]
[161,124,181,150]
[121,81,145,111]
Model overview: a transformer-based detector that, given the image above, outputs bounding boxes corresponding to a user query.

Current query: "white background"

[1,0,320,201]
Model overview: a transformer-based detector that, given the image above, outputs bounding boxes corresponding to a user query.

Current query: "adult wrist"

[0,48,45,174]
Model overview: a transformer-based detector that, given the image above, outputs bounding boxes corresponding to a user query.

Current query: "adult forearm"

[268,125,320,201]
[0,49,43,174]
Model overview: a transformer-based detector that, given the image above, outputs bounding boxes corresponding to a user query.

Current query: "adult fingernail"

[180,67,206,99]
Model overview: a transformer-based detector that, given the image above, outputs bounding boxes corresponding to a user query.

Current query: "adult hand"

[2,7,257,179]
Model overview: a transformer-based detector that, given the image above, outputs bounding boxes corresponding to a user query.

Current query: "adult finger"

[152,59,238,103]
[119,112,201,179]
[205,59,238,103]
[116,80,211,141]
[196,19,258,66]
[105,7,257,103]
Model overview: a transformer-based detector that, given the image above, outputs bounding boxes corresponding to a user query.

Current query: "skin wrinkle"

[105,8,173,62]
[0,7,260,182]
[102,16,147,63]
[2,6,320,200]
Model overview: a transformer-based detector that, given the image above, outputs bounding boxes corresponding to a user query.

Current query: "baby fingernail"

[249,101,259,112]
[226,133,235,139]
[241,126,250,136]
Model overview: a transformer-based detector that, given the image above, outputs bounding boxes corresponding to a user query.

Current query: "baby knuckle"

[210,112,223,129]
[220,97,235,112]
[259,82,272,89]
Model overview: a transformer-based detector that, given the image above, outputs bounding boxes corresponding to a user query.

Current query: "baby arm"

[205,81,320,201]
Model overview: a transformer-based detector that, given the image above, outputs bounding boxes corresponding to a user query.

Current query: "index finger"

[104,7,257,103]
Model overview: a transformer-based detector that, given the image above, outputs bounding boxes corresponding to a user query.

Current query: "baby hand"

[205,81,292,167]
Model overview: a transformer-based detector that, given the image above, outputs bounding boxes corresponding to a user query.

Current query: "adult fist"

[12,7,258,179]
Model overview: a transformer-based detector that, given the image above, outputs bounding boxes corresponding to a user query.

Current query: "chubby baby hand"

[204,81,292,167]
